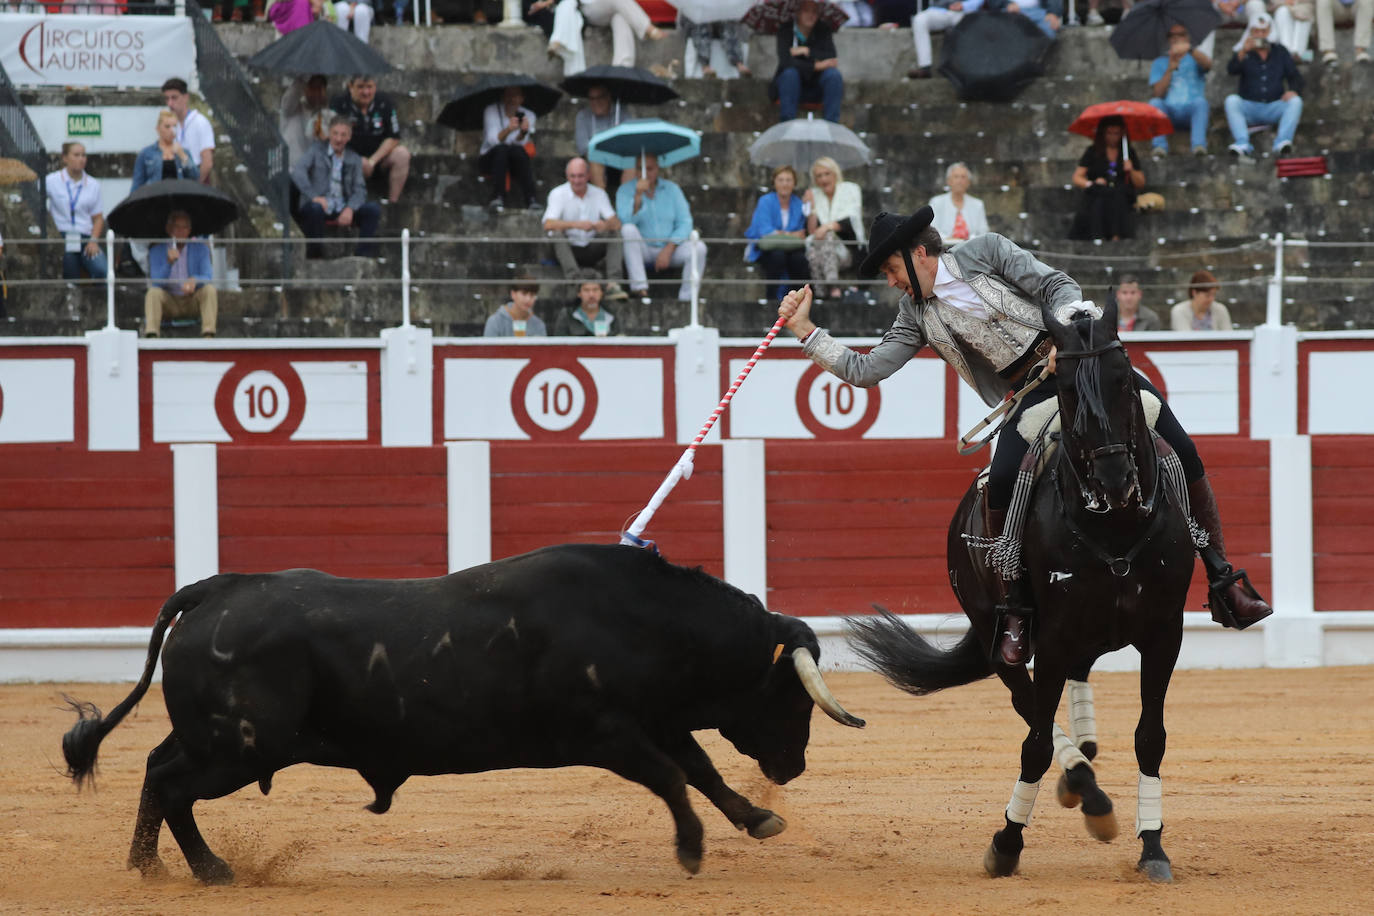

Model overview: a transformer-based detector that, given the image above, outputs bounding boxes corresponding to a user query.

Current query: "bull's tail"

[62,578,216,788]
[845,606,993,696]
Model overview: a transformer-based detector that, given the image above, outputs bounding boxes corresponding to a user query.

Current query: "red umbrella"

[1068,100,1173,142]
[741,0,848,35]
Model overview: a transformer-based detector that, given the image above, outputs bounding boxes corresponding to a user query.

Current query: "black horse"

[848,299,1196,882]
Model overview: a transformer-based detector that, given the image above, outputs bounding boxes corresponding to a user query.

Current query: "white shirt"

[177,109,216,167]
[45,169,104,236]
[480,103,535,157]
[542,181,614,247]
[280,81,330,163]
[931,256,990,319]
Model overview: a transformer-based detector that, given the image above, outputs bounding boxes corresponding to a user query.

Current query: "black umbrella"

[559,65,680,106]
[437,74,563,131]
[938,11,1052,103]
[1109,0,1224,60]
[245,20,393,76]
[107,179,240,239]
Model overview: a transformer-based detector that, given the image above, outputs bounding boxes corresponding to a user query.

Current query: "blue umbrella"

[587,119,701,170]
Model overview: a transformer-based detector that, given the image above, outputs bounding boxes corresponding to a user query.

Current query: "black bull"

[62,544,864,883]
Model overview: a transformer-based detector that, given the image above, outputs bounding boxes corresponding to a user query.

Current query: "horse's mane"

[1067,317,1114,439]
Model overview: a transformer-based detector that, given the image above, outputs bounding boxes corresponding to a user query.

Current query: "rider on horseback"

[777,206,1272,666]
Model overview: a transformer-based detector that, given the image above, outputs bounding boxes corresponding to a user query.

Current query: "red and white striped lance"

[620,315,789,546]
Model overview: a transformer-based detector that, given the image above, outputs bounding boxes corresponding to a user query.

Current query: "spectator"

[46,141,108,282]
[875,0,916,28]
[574,83,634,190]
[1114,274,1163,331]
[213,0,265,22]
[1199,0,1254,59]
[266,0,324,34]
[836,0,876,26]
[804,155,865,300]
[525,0,557,36]
[543,157,627,298]
[291,115,382,259]
[1270,0,1314,61]
[280,74,331,165]
[771,0,844,123]
[331,75,411,203]
[1148,23,1212,159]
[144,210,217,338]
[1224,13,1304,158]
[908,0,978,80]
[580,0,667,67]
[682,15,751,78]
[1068,114,1144,241]
[746,165,810,301]
[928,161,987,244]
[617,153,708,301]
[484,273,547,337]
[1316,0,1371,65]
[480,85,539,211]
[1171,269,1233,330]
[553,269,617,336]
[1016,0,1064,38]
[335,0,375,43]
[431,0,500,22]
[132,110,199,191]
[161,78,214,186]
[1084,0,1132,26]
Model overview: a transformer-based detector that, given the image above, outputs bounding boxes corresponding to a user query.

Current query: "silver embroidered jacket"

[802,233,1082,407]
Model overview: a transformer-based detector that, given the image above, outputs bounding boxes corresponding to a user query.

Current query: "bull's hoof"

[746,812,786,840]
[128,855,168,879]
[1084,811,1119,843]
[1138,856,1173,884]
[983,842,1019,878]
[1056,772,1081,809]
[192,857,235,885]
[676,847,702,875]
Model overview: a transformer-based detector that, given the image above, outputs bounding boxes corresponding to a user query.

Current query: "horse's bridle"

[1051,339,1145,513]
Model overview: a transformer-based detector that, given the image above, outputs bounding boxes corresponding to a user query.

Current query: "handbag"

[757,232,806,251]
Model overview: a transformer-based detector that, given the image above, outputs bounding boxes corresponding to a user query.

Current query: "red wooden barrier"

[1311,437,1374,611]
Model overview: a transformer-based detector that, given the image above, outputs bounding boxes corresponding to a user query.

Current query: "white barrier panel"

[2,15,197,89]
[1308,351,1374,434]
[151,357,371,443]
[1141,348,1241,434]
[0,358,75,443]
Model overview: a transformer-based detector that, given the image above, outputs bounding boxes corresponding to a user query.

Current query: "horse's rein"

[957,363,1052,456]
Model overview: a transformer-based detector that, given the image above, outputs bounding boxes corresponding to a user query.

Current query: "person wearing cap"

[1170,269,1233,330]
[777,208,1273,666]
[1223,13,1304,158]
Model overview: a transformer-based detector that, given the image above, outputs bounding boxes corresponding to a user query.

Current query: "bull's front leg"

[658,733,786,840]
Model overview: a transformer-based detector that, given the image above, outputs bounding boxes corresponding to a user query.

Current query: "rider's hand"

[778,284,817,340]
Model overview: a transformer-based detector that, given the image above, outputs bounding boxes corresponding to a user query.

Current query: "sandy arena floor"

[2,666,1371,915]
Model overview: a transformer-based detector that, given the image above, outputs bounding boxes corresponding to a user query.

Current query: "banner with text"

[1,15,197,89]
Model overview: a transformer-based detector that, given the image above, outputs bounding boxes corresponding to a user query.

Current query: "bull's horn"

[791,648,865,728]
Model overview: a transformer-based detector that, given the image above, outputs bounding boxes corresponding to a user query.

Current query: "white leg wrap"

[1136,773,1163,836]
[1005,779,1042,826]
[1066,679,1097,747]
[1052,723,1090,772]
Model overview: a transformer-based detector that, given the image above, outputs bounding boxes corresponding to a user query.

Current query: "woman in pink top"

[267,0,324,35]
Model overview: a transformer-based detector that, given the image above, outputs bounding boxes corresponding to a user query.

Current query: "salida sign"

[2,15,196,89]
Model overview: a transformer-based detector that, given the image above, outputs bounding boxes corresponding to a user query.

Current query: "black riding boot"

[987,506,1034,665]
[1188,476,1274,629]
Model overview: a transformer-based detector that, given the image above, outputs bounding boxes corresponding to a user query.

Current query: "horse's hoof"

[1056,772,1082,809]
[676,848,702,874]
[1138,857,1173,883]
[1079,740,1098,762]
[746,812,786,840]
[983,842,1019,877]
[1084,811,1119,843]
[193,857,235,885]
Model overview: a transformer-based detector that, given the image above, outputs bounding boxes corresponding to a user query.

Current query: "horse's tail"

[845,606,992,696]
[61,577,219,789]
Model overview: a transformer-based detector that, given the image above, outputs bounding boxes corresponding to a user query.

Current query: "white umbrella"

[669,0,756,24]
[747,112,871,171]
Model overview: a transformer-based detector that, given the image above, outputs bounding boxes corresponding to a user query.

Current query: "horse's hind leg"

[1053,724,1118,842]
[1134,631,1182,884]
[1065,661,1098,760]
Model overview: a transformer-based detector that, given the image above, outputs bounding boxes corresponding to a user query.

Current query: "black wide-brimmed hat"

[858,206,935,278]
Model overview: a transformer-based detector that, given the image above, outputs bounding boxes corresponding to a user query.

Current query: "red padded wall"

[1312,437,1374,611]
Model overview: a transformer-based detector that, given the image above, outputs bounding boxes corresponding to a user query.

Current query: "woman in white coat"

[803,156,865,300]
[928,161,988,244]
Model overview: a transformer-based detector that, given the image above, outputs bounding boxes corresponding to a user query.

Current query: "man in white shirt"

[542,157,627,299]
[162,78,216,185]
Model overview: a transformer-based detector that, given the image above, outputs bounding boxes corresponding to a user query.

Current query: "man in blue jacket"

[144,210,217,338]
[617,154,707,301]
[291,115,382,258]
